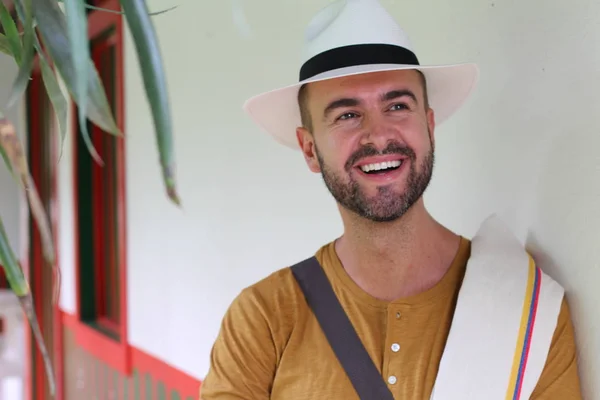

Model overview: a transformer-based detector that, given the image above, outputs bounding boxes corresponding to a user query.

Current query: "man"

[200,0,582,398]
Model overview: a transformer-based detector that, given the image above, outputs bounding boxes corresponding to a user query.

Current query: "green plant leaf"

[0,142,13,175]
[120,0,180,205]
[0,215,56,396]
[63,0,102,164]
[0,215,28,297]
[0,119,58,397]
[56,0,179,16]
[0,111,11,174]
[0,33,12,55]
[11,0,37,30]
[9,0,69,157]
[0,1,22,64]
[32,0,121,140]
[0,142,10,170]
[19,294,57,396]
[7,0,34,108]
[89,3,178,16]
[38,49,68,154]
[0,117,55,265]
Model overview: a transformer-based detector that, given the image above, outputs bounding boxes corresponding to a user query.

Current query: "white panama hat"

[242,0,480,150]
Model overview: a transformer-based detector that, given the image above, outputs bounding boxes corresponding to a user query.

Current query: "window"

[76,27,122,339]
[72,1,130,374]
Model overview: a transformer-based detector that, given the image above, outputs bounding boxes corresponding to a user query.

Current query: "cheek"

[327,124,364,150]
[392,113,428,132]
[391,117,432,148]
[315,139,355,173]
[328,137,360,167]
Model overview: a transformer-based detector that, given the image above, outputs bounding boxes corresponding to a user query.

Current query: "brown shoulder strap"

[291,256,394,400]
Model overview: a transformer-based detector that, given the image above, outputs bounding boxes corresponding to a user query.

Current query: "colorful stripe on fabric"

[505,256,542,400]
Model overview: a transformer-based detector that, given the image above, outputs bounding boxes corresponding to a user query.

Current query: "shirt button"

[388,375,397,385]
[391,343,400,352]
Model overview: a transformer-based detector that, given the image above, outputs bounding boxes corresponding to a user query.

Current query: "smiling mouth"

[359,160,403,174]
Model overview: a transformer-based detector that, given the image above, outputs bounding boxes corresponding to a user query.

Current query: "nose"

[359,113,398,149]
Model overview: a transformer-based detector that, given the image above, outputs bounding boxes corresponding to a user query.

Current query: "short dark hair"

[297,70,429,132]
[298,83,313,131]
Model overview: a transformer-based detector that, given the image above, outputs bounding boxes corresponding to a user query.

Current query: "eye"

[390,103,409,111]
[337,112,359,121]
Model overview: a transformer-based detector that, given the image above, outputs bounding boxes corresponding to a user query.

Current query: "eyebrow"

[382,89,417,103]
[322,89,418,119]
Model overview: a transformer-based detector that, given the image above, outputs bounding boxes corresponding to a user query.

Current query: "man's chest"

[270,300,456,400]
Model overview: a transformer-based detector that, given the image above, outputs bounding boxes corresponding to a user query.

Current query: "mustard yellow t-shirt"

[200,237,582,399]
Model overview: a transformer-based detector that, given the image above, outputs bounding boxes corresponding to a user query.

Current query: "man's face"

[297,69,436,222]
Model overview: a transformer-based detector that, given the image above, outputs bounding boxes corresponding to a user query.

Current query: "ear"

[426,107,436,148]
[296,127,321,173]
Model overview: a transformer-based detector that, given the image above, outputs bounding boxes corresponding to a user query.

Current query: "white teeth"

[360,160,402,173]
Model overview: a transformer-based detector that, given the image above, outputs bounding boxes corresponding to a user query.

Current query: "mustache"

[345,142,416,171]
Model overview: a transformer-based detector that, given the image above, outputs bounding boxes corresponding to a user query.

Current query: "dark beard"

[316,140,434,222]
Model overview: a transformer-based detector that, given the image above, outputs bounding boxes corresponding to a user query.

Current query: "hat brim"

[243,62,480,149]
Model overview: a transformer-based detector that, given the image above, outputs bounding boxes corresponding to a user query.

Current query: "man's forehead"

[307,69,423,102]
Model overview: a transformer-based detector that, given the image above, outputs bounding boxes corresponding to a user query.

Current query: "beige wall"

[50,0,599,396]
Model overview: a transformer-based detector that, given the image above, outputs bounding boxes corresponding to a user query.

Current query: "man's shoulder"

[230,252,324,319]
[240,263,301,303]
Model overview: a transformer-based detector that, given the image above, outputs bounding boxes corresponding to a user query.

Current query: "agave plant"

[0,0,179,395]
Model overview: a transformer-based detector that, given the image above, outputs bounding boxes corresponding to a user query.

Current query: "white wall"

[410,1,600,397]
[53,0,599,397]
[0,54,22,261]
[123,0,344,378]
[57,101,76,315]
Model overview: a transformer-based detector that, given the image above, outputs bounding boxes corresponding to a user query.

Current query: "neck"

[334,200,461,301]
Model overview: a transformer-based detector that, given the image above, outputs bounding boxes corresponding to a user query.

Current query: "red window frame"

[91,35,121,336]
[71,0,131,375]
